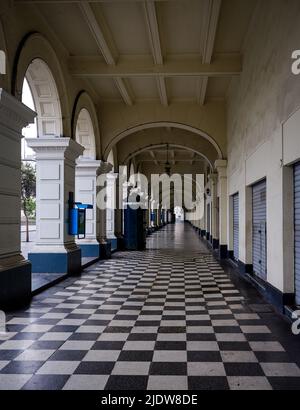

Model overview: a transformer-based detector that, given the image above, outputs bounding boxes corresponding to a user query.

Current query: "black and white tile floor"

[1,223,300,390]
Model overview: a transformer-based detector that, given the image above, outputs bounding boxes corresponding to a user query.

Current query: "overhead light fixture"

[164,143,171,176]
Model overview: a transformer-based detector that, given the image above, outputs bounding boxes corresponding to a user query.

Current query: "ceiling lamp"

[164,144,171,176]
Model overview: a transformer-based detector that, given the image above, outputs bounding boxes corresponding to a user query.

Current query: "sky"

[21,78,37,160]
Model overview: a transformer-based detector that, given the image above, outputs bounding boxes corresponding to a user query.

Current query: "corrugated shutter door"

[294,163,300,305]
[233,193,239,260]
[252,180,267,280]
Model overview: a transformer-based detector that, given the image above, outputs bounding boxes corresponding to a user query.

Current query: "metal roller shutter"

[294,163,300,305]
[233,193,239,260]
[252,179,267,281]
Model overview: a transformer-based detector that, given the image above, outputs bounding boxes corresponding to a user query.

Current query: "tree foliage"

[21,162,36,242]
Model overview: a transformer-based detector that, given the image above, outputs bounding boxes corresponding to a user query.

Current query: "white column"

[215,159,228,258]
[75,157,101,258]
[97,162,113,258]
[106,172,117,250]
[209,173,219,248]
[27,137,84,274]
[0,89,36,308]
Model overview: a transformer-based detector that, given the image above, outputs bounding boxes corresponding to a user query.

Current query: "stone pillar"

[215,159,228,259]
[27,138,84,275]
[209,173,219,249]
[157,206,162,228]
[106,172,118,251]
[0,90,36,308]
[114,175,125,250]
[75,157,101,258]
[97,162,113,259]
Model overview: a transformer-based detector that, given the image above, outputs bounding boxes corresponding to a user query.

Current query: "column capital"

[0,89,36,132]
[76,157,102,176]
[214,159,227,177]
[27,137,84,161]
[97,161,113,175]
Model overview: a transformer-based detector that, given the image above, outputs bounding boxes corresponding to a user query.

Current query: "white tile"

[261,362,300,377]
[37,361,80,375]
[83,350,120,362]
[216,333,247,342]
[241,326,271,334]
[0,340,35,350]
[112,362,150,375]
[0,361,9,371]
[59,340,95,350]
[39,332,72,341]
[153,351,187,362]
[123,341,155,351]
[187,341,219,351]
[0,374,32,390]
[21,325,54,333]
[188,362,226,376]
[63,375,109,390]
[228,376,272,391]
[15,349,55,361]
[249,342,285,352]
[221,351,258,363]
[147,376,188,390]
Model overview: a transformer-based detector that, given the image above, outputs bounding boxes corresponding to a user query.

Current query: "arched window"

[75,108,96,159]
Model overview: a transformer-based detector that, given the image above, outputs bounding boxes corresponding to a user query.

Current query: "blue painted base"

[29,248,81,276]
[0,261,31,310]
[109,238,118,252]
[80,244,100,258]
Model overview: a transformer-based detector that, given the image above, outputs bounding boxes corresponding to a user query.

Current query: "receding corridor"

[1,223,300,391]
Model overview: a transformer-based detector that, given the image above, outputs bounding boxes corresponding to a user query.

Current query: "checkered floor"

[1,223,300,390]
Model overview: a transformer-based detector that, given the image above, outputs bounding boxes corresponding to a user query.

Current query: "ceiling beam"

[157,76,168,106]
[79,2,133,105]
[68,54,241,78]
[198,0,222,105]
[170,150,175,166]
[143,1,169,106]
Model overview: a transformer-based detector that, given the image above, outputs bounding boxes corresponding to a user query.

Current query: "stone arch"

[72,91,100,158]
[124,143,214,170]
[104,121,223,161]
[12,32,70,137]
[75,108,96,160]
[24,58,62,138]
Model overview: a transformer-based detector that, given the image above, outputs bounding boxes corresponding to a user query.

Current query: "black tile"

[0,350,23,361]
[268,377,300,390]
[224,363,264,376]
[49,350,87,361]
[155,341,186,350]
[68,333,99,341]
[187,351,222,362]
[127,333,157,341]
[150,362,187,375]
[29,341,64,350]
[92,341,125,350]
[118,351,154,362]
[188,376,229,390]
[104,327,132,333]
[254,351,294,363]
[105,375,148,390]
[218,342,251,351]
[22,375,70,390]
[187,334,217,342]
[0,360,44,374]
[74,362,115,375]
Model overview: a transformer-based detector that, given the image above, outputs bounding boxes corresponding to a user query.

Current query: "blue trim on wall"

[29,248,81,275]
[108,238,118,252]
[80,244,100,258]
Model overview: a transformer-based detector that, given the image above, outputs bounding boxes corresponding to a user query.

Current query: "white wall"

[227,0,300,293]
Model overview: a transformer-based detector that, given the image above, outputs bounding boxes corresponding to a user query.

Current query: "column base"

[108,238,118,252]
[212,238,219,250]
[117,236,125,251]
[28,246,81,276]
[99,242,111,259]
[218,244,228,259]
[0,257,31,310]
[200,230,206,237]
